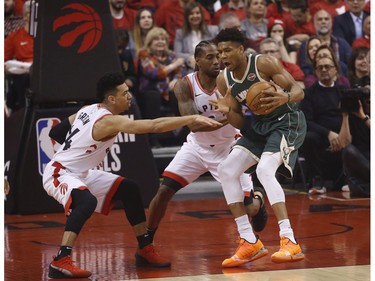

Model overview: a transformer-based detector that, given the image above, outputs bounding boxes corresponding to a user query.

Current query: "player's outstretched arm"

[93,114,222,140]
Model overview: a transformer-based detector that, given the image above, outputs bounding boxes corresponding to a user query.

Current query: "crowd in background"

[4,0,371,196]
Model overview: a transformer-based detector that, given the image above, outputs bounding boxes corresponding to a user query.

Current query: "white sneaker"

[341,185,350,192]
[308,186,327,195]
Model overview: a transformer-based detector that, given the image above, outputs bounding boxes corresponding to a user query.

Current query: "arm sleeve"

[49,118,71,144]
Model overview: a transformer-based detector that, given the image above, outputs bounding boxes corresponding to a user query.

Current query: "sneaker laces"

[54,256,78,269]
[279,237,298,254]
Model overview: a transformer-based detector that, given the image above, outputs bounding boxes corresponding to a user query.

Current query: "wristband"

[362,115,370,122]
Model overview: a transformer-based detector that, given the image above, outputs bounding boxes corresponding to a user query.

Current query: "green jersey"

[224,54,297,121]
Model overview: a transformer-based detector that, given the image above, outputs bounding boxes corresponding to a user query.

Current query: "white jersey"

[185,72,239,147]
[51,104,116,174]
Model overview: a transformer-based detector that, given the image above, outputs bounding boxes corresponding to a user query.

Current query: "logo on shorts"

[36,118,61,175]
[58,183,68,195]
[247,73,256,81]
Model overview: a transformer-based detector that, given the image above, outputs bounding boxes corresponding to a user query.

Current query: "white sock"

[235,215,256,243]
[278,219,296,244]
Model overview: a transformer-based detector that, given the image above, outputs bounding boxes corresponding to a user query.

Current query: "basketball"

[246,81,276,115]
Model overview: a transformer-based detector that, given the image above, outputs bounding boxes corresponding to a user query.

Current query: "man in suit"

[333,0,369,46]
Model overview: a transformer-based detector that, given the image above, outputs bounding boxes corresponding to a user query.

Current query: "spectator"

[174,2,219,72]
[302,36,321,78]
[240,0,268,45]
[347,46,370,87]
[352,15,370,50]
[212,0,247,25]
[333,0,369,46]
[13,0,25,16]
[137,27,187,147]
[218,12,259,54]
[363,0,370,13]
[115,29,138,99]
[154,0,211,48]
[338,84,370,197]
[304,44,351,88]
[5,0,24,38]
[284,1,315,48]
[267,18,296,63]
[132,7,155,57]
[125,0,158,11]
[266,0,291,21]
[310,0,348,18]
[259,38,304,88]
[109,0,137,31]
[4,0,32,113]
[299,56,348,194]
[298,9,351,77]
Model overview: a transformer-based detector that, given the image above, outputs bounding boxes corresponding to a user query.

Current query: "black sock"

[137,233,151,249]
[147,227,157,243]
[55,246,72,260]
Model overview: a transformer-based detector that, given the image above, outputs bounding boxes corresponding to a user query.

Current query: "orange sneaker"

[222,238,268,267]
[271,237,305,263]
[135,244,171,267]
[48,255,92,279]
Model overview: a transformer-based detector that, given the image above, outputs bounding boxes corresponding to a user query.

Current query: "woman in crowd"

[300,36,321,77]
[174,2,219,72]
[137,27,187,147]
[267,18,296,63]
[347,47,370,88]
[132,8,155,58]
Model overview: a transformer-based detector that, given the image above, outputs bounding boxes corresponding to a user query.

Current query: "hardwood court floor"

[4,189,370,281]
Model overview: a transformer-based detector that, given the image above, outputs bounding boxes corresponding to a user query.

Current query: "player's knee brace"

[65,189,97,234]
[113,179,146,226]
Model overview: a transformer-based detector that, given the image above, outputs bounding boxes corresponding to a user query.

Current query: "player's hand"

[209,88,231,114]
[193,115,222,127]
[259,80,288,113]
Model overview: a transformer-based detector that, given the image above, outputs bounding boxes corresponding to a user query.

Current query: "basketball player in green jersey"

[209,27,307,267]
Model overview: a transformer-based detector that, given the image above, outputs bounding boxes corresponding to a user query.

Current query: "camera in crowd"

[340,86,370,113]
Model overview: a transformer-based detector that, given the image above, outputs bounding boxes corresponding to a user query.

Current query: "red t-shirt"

[310,0,348,17]
[212,5,247,25]
[266,3,291,21]
[155,0,211,47]
[352,36,370,50]
[112,8,137,31]
[281,61,304,82]
[284,16,315,38]
[5,27,33,62]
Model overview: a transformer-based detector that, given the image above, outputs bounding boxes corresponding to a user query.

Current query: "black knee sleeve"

[161,177,183,192]
[244,190,254,206]
[113,179,146,226]
[66,189,97,234]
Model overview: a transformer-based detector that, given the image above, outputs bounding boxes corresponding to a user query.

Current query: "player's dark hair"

[288,0,308,12]
[215,27,246,47]
[194,40,213,59]
[96,72,125,102]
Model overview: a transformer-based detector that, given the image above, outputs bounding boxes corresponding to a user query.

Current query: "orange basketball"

[246,81,276,115]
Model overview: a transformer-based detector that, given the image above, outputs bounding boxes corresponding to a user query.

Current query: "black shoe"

[251,186,268,232]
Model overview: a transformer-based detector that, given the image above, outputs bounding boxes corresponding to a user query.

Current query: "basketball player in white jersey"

[43,73,221,279]
[146,41,269,255]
